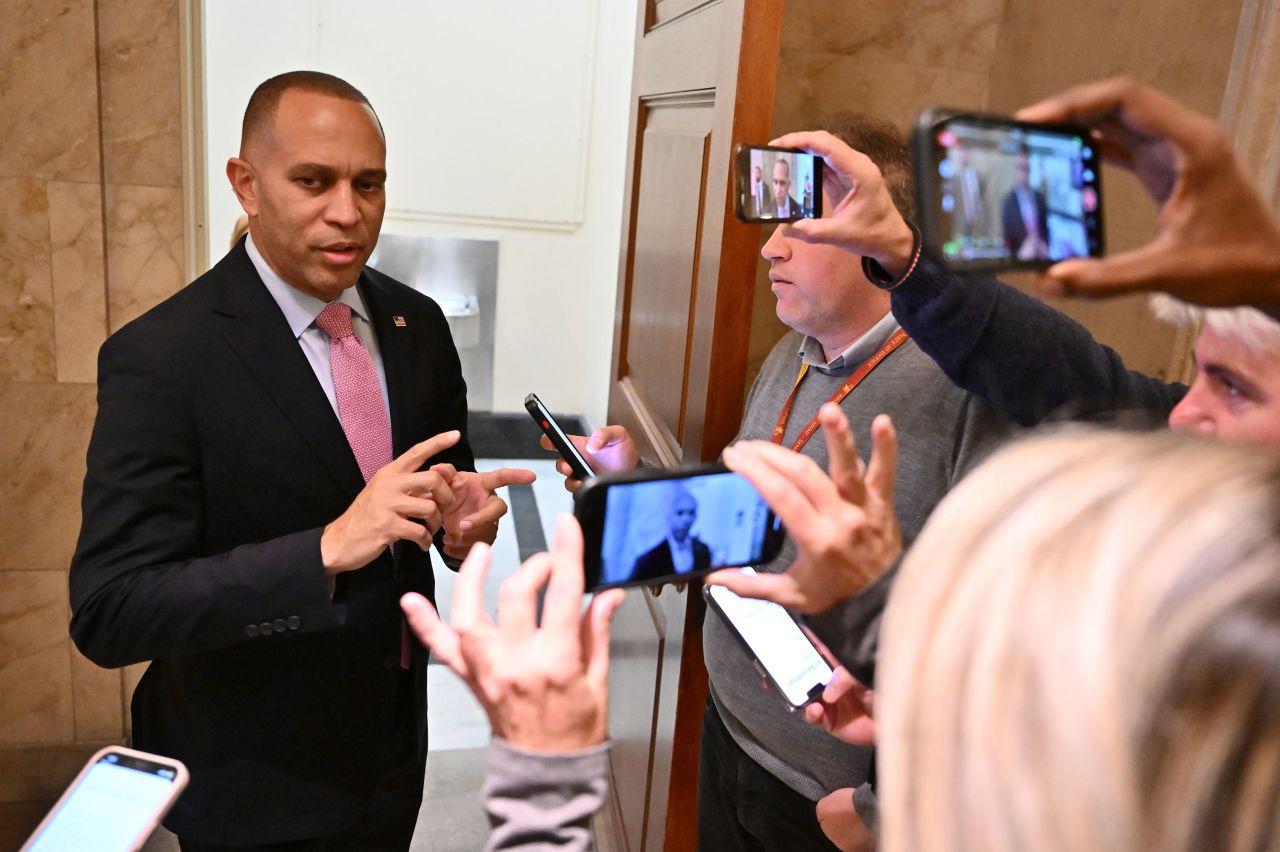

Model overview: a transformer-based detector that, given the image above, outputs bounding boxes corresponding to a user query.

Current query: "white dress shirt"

[245,232,391,418]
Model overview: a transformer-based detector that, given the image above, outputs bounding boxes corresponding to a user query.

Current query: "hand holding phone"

[757,131,916,276]
[525,393,596,480]
[705,569,834,711]
[573,464,786,590]
[22,746,188,852]
[912,109,1104,272]
[734,145,824,223]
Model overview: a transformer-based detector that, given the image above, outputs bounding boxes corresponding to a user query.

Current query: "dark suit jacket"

[631,536,711,581]
[1001,188,1050,256]
[68,241,473,844]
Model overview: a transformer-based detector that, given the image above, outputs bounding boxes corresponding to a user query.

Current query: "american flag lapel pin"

[392,315,407,327]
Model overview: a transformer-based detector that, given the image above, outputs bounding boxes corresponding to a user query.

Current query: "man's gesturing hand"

[401,515,625,752]
[707,405,901,613]
[434,465,538,559]
[320,430,460,575]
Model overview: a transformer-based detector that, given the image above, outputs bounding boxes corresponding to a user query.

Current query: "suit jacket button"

[383,655,400,669]
[286,615,301,631]
[245,624,259,638]
[273,618,287,633]
[259,621,273,635]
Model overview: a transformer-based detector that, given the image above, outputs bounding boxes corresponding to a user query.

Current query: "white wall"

[203,1,635,424]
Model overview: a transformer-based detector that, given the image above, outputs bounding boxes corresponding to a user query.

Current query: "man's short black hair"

[240,70,380,153]
[816,113,915,220]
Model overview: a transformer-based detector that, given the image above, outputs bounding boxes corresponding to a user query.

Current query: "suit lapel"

[360,273,417,456]
[211,245,365,495]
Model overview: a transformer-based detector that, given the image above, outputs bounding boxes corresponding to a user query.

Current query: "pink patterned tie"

[315,303,393,483]
[315,302,410,668]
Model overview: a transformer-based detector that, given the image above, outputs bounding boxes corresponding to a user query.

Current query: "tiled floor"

[142,457,574,851]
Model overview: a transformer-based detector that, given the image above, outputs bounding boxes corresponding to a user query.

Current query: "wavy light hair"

[878,429,1280,852]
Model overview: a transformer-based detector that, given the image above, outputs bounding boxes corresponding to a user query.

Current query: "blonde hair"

[1151,294,1280,354]
[878,429,1280,852]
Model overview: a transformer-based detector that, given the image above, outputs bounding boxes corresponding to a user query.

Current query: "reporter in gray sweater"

[401,516,624,851]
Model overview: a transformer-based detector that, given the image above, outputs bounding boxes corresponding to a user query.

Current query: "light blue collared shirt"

[245,233,391,418]
[797,311,901,374]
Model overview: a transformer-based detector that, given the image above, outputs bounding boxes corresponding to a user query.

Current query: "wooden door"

[598,2,783,851]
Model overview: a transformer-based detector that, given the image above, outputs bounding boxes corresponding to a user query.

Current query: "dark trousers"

[179,673,423,852]
[697,699,840,852]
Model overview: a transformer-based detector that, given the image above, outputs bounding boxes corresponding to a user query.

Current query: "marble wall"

[0,0,184,844]
[748,0,1245,387]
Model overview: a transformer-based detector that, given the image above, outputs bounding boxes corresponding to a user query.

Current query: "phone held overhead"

[573,464,786,591]
[912,109,1104,272]
[22,746,188,852]
[734,144,824,223]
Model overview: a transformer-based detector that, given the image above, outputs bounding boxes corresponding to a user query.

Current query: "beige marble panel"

[106,184,184,332]
[0,572,74,745]
[48,181,108,384]
[0,741,109,803]
[985,0,1242,115]
[773,50,989,136]
[97,0,182,188]
[72,648,123,742]
[0,178,56,381]
[781,0,1003,75]
[0,381,96,574]
[0,0,101,182]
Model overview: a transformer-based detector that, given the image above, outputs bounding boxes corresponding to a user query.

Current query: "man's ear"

[226,157,259,216]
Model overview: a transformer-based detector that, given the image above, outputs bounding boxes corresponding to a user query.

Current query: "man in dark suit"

[771,158,804,218]
[68,71,533,851]
[631,487,712,579]
[1001,149,1051,261]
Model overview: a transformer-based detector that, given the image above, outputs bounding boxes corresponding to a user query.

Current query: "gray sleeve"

[483,739,610,852]
[801,562,898,688]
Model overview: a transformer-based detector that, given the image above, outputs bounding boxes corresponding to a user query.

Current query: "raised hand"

[766,130,916,277]
[1017,77,1280,317]
[401,515,625,752]
[320,430,460,575]
[707,405,901,614]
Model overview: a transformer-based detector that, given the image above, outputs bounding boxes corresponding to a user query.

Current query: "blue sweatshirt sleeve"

[886,257,1186,427]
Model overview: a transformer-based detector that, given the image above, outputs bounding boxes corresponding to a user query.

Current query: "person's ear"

[226,157,260,216]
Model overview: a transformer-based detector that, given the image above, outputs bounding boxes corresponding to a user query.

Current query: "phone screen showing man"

[932,119,1102,266]
[597,472,774,586]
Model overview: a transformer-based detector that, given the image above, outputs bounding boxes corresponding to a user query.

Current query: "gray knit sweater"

[704,328,1015,800]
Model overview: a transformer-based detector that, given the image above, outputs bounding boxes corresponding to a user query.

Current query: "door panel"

[602,2,784,851]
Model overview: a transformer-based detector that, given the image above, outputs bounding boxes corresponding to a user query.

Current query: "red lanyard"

[770,329,909,452]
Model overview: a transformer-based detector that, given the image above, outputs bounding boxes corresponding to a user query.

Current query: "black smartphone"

[734,144,824,223]
[525,392,596,480]
[21,746,189,852]
[912,109,1104,272]
[704,569,834,711]
[573,463,786,590]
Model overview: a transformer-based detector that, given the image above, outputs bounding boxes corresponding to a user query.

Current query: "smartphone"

[734,144,824,223]
[525,392,595,480]
[573,464,786,590]
[912,109,1104,272]
[705,569,834,710]
[22,746,189,852]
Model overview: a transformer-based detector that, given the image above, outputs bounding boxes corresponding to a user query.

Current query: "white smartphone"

[704,568,834,710]
[21,746,189,852]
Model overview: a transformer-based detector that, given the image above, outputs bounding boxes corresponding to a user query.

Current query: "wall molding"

[1221,0,1280,209]
[179,0,207,277]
